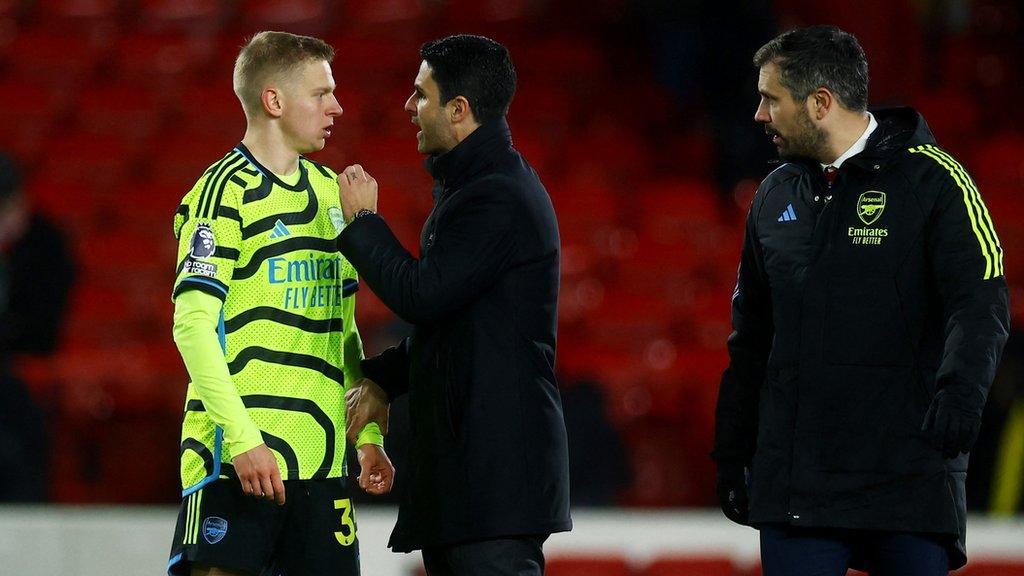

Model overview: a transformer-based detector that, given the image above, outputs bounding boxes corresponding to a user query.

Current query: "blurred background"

[1,0,1023,574]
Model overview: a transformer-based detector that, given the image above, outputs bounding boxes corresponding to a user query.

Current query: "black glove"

[716,463,750,525]
[921,387,983,459]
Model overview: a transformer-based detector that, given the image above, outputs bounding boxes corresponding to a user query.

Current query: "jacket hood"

[864,106,936,158]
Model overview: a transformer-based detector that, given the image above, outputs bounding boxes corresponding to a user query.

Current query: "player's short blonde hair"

[233,31,334,118]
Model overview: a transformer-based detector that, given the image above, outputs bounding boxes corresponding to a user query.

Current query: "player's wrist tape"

[355,422,384,448]
[352,208,376,221]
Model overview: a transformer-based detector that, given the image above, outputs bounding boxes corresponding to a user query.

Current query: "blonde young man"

[167,31,394,576]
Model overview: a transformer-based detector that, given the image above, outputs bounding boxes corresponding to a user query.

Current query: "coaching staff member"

[713,26,1009,575]
[336,35,571,575]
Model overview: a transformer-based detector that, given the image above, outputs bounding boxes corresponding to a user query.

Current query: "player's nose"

[328,95,342,117]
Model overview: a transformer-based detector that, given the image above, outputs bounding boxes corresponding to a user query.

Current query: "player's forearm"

[173,290,263,455]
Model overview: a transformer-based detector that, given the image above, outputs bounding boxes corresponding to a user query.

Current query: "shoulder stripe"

[174,204,190,239]
[202,155,247,219]
[224,306,343,335]
[199,153,246,219]
[209,161,247,220]
[195,152,238,219]
[924,145,1003,276]
[909,145,1003,279]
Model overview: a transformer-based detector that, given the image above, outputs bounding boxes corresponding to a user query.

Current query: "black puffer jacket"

[339,118,571,553]
[713,107,1009,568]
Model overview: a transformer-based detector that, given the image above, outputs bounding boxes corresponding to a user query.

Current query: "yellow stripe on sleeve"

[909,145,1003,279]
[924,145,1003,277]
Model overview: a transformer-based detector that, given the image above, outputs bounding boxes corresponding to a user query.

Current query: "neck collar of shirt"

[234,143,310,192]
[821,112,877,170]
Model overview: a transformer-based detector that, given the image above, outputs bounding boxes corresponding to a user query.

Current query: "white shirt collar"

[822,112,877,170]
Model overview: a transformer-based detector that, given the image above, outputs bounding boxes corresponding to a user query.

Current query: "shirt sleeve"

[338,263,384,448]
[172,289,264,456]
[713,192,773,466]
[920,147,1010,410]
[172,178,242,301]
[337,185,517,325]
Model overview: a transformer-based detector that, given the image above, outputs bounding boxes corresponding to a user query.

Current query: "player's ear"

[262,87,284,118]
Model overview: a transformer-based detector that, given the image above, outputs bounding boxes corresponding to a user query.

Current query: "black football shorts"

[167,477,360,576]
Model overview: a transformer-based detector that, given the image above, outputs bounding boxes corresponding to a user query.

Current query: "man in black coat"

[335,35,571,575]
[713,26,1010,575]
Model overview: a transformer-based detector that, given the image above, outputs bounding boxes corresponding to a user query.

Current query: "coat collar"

[424,118,513,192]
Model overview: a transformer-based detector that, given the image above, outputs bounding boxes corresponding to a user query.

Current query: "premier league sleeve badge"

[189,222,217,259]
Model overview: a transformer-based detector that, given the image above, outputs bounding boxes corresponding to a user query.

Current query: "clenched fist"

[338,164,378,223]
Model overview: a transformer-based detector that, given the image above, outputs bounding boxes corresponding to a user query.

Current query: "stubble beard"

[778,107,829,163]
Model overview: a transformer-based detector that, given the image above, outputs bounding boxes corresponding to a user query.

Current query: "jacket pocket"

[823,277,912,366]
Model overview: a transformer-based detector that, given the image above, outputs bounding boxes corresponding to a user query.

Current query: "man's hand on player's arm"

[232,444,286,505]
[356,444,395,495]
[345,378,390,443]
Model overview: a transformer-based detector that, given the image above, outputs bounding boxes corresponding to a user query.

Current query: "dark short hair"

[420,35,517,124]
[753,25,869,112]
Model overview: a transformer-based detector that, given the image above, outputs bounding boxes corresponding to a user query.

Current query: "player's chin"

[301,138,327,154]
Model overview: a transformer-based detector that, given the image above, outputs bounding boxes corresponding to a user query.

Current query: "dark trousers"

[760,524,949,576]
[422,535,547,576]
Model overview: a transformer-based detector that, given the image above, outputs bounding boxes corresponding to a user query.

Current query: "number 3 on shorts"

[333,498,357,546]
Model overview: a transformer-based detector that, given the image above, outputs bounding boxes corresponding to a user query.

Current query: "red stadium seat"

[115,32,218,88]
[957,560,1024,576]
[146,133,241,189]
[546,556,633,576]
[239,0,330,35]
[24,177,97,228]
[176,81,247,140]
[971,133,1024,192]
[337,0,425,36]
[640,556,737,576]
[618,420,714,506]
[2,29,110,87]
[76,82,164,142]
[37,0,120,29]
[41,134,138,190]
[136,0,225,32]
[0,80,66,164]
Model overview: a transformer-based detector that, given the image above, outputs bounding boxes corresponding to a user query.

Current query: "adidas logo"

[269,219,292,239]
[777,203,797,222]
